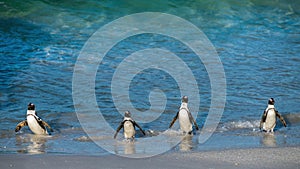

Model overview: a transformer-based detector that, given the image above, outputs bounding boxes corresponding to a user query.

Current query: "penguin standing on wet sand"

[169,96,199,134]
[260,98,287,132]
[114,111,146,140]
[15,103,53,135]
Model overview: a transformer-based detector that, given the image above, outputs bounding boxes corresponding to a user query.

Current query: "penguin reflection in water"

[169,96,199,134]
[260,98,287,132]
[15,103,53,135]
[114,111,146,140]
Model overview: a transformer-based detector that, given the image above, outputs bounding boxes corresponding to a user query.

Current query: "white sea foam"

[221,120,260,131]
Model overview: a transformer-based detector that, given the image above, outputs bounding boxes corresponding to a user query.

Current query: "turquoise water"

[0,0,300,155]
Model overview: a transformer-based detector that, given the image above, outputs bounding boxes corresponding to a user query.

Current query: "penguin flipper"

[15,120,28,132]
[133,121,146,136]
[169,111,179,128]
[41,120,54,132]
[114,121,124,139]
[275,111,287,127]
[187,111,199,130]
[33,117,47,132]
[260,110,267,130]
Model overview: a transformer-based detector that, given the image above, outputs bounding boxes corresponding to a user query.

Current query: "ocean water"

[0,0,300,156]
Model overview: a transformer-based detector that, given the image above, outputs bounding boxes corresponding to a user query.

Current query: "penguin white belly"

[124,121,135,139]
[263,110,276,132]
[179,110,192,133]
[27,116,47,135]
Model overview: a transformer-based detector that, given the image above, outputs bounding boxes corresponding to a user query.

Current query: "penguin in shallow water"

[169,96,199,134]
[114,111,146,140]
[260,98,286,132]
[15,103,53,135]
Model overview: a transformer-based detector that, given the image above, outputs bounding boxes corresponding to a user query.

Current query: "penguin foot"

[124,138,135,142]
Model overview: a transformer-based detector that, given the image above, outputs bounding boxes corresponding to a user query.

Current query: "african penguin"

[169,96,199,134]
[114,111,146,140]
[260,98,287,132]
[15,103,53,135]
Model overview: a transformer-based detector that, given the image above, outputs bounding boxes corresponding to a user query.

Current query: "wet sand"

[0,147,299,169]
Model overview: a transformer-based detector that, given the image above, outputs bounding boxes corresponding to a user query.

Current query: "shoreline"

[1,146,299,169]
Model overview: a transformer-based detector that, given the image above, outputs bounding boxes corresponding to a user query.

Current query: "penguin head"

[268,98,275,105]
[182,96,188,103]
[27,103,35,110]
[124,111,131,118]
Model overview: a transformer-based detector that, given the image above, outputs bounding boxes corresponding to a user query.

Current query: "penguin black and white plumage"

[260,98,287,132]
[15,103,53,135]
[114,111,146,140]
[169,96,199,134]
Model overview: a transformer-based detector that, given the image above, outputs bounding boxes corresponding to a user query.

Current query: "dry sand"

[0,147,299,169]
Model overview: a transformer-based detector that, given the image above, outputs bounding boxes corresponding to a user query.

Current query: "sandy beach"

[1,147,299,169]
